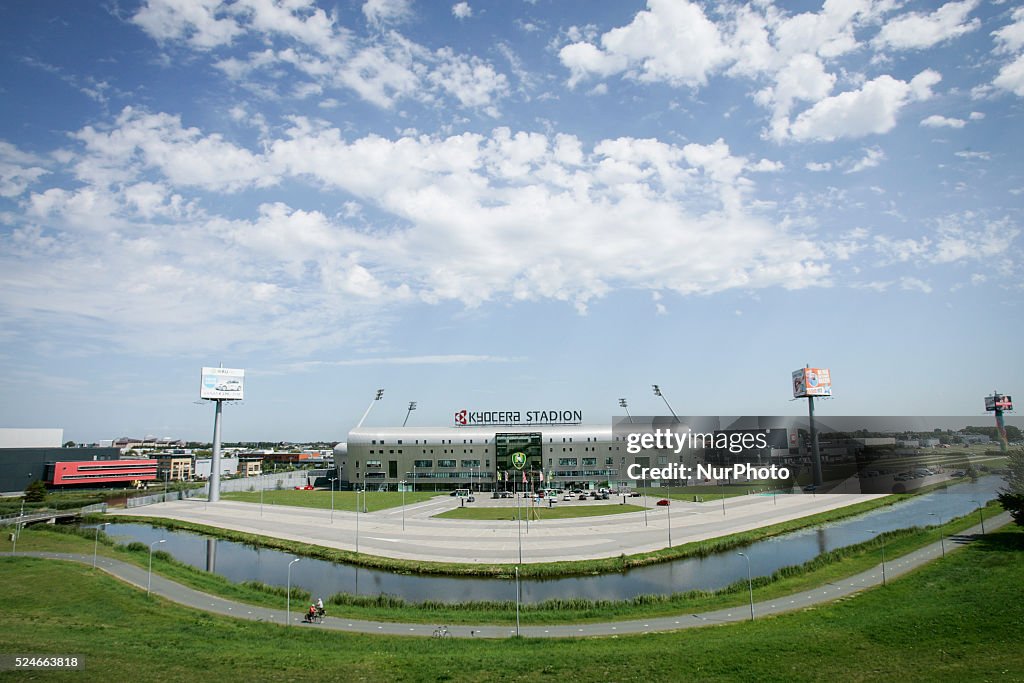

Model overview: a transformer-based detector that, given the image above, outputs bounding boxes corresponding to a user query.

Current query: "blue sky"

[0,0,1021,442]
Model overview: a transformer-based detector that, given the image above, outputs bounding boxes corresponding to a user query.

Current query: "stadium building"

[335,423,646,492]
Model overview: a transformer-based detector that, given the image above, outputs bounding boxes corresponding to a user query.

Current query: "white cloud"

[805,161,832,172]
[900,277,933,293]
[920,114,967,128]
[993,54,1024,96]
[363,0,413,27]
[788,70,941,141]
[452,2,472,20]
[873,0,980,51]
[993,7,1024,54]
[132,0,243,49]
[845,147,885,173]
[559,0,730,88]
[0,141,49,197]
[428,49,510,113]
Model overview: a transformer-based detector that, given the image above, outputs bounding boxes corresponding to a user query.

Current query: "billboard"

[792,367,832,398]
[985,395,1013,411]
[200,367,245,400]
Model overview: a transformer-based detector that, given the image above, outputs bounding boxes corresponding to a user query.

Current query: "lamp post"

[929,512,945,557]
[970,499,986,534]
[403,401,417,427]
[618,398,633,424]
[400,480,407,531]
[515,565,521,637]
[867,529,886,586]
[355,485,360,554]
[287,557,300,626]
[331,477,336,524]
[92,523,109,569]
[147,539,166,595]
[666,499,672,547]
[652,384,678,420]
[737,552,754,621]
[642,471,648,527]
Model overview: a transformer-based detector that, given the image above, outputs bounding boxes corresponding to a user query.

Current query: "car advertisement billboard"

[792,367,831,398]
[200,367,245,400]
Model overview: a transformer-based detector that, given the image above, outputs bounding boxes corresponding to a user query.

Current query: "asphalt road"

[115,490,890,564]
[2,512,1007,639]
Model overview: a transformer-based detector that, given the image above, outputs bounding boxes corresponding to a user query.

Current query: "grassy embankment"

[10,499,1001,625]
[0,524,1020,682]
[221,489,441,512]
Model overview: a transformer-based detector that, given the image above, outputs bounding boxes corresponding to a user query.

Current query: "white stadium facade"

[334,423,648,492]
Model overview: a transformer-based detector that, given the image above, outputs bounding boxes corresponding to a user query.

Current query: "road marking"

[366,537,400,543]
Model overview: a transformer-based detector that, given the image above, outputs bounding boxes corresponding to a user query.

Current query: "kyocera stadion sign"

[453,409,583,426]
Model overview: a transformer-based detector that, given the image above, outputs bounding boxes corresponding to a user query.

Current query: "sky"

[0,0,1021,443]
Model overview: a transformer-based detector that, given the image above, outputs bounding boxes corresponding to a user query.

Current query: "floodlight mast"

[356,389,385,429]
[403,401,417,427]
[651,385,678,420]
[618,398,633,424]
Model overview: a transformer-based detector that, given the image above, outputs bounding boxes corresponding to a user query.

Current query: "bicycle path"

[1,512,1008,639]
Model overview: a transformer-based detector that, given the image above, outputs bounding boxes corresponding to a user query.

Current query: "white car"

[215,380,242,392]
[563,493,573,501]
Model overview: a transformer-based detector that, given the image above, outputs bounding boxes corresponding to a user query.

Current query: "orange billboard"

[792,367,832,398]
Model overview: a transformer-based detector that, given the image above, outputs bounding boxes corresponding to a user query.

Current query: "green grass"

[221,489,441,512]
[0,525,1022,681]
[435,504,646,520]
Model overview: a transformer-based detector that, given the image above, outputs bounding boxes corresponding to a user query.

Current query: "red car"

[293,485,314,490]
[656,499,671,506]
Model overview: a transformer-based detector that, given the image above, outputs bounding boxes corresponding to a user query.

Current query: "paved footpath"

[2,512,1008,639]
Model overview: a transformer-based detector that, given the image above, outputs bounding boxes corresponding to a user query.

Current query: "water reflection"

[96,477,1000,604]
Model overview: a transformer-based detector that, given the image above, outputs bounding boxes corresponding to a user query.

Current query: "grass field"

[221,489,441,512]
[434,503,646,520]
[0,525,1021,681]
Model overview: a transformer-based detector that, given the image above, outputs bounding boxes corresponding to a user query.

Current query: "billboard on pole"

[986,395,1013,411]
[200,367,245,400]
[792,367,831,398]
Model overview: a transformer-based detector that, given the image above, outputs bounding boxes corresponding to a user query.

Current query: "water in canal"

[95,477,1000,604]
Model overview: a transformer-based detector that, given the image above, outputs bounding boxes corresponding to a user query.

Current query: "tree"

[23,479,47,503]
[997,448,1024,526]
[63,440,76,448]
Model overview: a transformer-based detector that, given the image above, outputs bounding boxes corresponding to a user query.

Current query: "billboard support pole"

[808,393,822,487]
[210,399,223,502]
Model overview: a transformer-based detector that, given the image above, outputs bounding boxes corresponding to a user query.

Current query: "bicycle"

[432,625,452,638]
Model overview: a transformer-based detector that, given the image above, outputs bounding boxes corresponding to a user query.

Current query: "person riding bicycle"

[305,604,317,622]
[316,597,324,617]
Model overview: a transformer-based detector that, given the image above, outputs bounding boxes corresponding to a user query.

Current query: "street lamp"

[287,557,300,626]
[867,529,886,586]
[737,552,754,621]
[666,498,672,547]
[970,499,986,534]
[147,539,166,595]
[92,523,109,569]
[355,485,360,554]
[400,480,407,531]
[331,477,336,524]
[618,398,633,424]
[652,384,678,420]
[929,512,945,557]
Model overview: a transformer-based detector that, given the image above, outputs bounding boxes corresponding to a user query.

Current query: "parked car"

[656,499,670,506]
[563,494,573,501]
[467,495,475,503]
[600,493,610,500]
[578,494,588,500]
[629,491,641,497]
